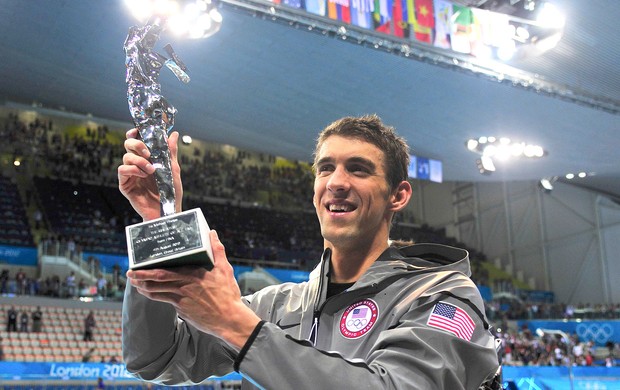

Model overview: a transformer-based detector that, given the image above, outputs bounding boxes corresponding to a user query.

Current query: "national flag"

[352,307,368,319]
[451,4,475,53]
[433,0,452,49]
[328,0,352,24]
[373,0,392,33]
[375,21,391,34]
[282,0,303,8]
[426,301,475,341]
[306,0,326,16]
[415,0,434,28]
[402,0,433,43]
[350,0,374,27]
[392,0,407,38]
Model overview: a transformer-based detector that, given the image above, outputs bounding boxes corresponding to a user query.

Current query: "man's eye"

[350,165,370,174]
[317,165,333,174]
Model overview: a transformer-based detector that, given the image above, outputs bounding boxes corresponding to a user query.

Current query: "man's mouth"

[327,203,355,213]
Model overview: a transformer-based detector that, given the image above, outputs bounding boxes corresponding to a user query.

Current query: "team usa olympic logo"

[340,299,379,339]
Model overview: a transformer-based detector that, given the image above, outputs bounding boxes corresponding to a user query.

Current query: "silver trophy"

[123,18,213,270]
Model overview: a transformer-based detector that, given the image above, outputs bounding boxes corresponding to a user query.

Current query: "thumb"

[209,230,228,267]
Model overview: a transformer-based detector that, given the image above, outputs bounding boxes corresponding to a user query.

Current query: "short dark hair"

[313,114,410,190]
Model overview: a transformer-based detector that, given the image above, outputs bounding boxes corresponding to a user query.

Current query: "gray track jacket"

[123,243,500,389]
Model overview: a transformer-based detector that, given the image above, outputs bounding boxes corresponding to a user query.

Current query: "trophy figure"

[123,18,213,270]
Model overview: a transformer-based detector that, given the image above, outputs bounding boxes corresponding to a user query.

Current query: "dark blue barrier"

[82,253,311,284]
[233,265,310,284]
[1,363,618,388]
[0,245,37,266]
[83,252,129,274]
[503,366,620,390]
[478,285,492,302]
[518,320,620,346]
[264,268,310,283]
[0,362,242,383]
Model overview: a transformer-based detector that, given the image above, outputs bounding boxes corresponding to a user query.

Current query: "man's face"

[313,135,394,249]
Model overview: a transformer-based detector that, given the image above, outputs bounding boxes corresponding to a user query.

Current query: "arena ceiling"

[0,1,618,197]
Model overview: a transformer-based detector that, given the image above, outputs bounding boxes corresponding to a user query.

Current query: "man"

[66,271,76,297]
[31,306,43,333]
[6,306,17,332]
[84,310,96,342]
[119,115,500,389]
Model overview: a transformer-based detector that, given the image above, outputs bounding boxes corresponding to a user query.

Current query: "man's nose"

[326,166,350,193]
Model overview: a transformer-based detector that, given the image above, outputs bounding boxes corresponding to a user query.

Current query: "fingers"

[134,287,183,305]
[127,266,203,282]
[121,130,154,175]
[121,152,155,175]
[126,128,139,140]
[124,137,149,157]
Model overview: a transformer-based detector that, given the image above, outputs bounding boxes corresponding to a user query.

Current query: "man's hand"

[118,129,183,221]
[126,230,261,350]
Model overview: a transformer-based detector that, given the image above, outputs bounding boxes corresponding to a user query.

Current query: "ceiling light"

[539,178,555,193]
[466,139,479,151]
[516,26,530,40]
[181,135,193,144]
[466,135,546,175]
[510,142,525,156]
[565,173,575,179]
[578,172,587,178]
[124,0,222,39]
[482,144,497,157]
[477,156,496,175]
[537,2,566,29]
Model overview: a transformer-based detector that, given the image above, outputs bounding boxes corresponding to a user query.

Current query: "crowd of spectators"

[488,300,620,321]
[0,175,33,246]
[497,326,619,368]
[0,266,115,301]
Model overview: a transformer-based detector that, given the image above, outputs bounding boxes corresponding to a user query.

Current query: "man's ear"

[389,181,413,212]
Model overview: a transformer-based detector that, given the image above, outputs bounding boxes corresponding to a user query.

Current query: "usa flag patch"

[426,301,475,341]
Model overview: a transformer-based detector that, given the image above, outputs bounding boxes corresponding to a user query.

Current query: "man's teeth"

[329,204,352,212]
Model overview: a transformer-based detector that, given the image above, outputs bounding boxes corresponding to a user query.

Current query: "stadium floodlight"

[466,136,546,175]
[124,0,222,39]
[476,156,496,175]
[538,178,554,193]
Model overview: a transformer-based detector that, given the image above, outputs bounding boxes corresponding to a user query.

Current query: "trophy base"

[126,208,214,270]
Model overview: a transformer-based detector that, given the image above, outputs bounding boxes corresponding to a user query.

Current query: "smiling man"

[119,114,501,389]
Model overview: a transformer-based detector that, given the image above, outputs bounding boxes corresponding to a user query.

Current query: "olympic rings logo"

[576,323,613,344]
[347,317,368,330]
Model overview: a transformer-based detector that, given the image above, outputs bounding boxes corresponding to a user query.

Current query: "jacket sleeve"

[235,285,500,389]
[122,284,238,385]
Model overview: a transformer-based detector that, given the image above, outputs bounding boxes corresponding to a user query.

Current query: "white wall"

[416,179,620,304]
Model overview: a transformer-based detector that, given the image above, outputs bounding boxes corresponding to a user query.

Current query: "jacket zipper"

[308,248,331,346]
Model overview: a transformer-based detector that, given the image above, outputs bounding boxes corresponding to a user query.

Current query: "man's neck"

[327,242,389,283]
